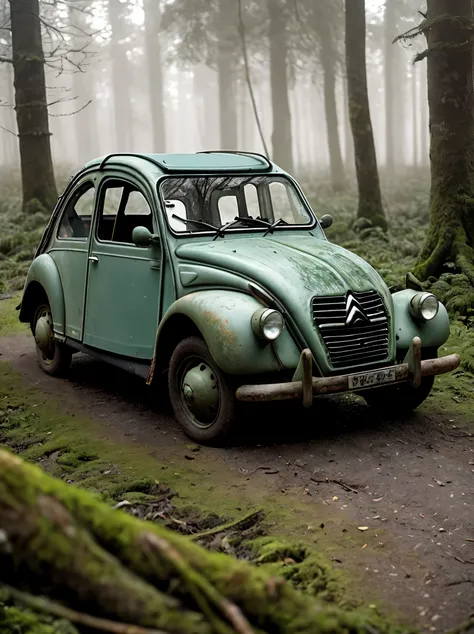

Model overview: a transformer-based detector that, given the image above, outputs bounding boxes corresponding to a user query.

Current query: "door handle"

[88,256,99,263]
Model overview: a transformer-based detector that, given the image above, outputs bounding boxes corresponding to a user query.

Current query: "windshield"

[159,175,315,234]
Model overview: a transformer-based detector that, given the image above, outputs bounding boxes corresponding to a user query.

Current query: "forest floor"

[2,169,474,633]
[1,312,473,634]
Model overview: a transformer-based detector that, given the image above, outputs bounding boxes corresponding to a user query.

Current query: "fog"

[0,0,428,176]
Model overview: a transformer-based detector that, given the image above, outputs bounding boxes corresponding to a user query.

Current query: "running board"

[65,339,151,381]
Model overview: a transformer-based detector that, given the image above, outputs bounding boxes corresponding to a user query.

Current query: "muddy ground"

[1,333,473,633]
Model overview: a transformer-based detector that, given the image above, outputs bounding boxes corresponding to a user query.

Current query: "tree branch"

[0,55,13,64]
[237,0,270,158]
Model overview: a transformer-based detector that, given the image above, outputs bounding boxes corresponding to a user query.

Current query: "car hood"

[175,233,390,301]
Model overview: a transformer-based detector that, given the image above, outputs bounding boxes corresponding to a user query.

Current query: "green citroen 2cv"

[19,152,460,444]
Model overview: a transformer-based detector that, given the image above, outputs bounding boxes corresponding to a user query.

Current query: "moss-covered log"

[0,449,400,634]
[413,0,474,283]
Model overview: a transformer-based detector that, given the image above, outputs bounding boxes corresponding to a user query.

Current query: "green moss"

[0,604,77,634]
[0,295,27,337]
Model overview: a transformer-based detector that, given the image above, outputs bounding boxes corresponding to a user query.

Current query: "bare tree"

[108,0,133,151]
[217,0,239,149]
[345,0,387,231]
[144,0,166,152]
[267,0,294,172]
[9,0,57,211]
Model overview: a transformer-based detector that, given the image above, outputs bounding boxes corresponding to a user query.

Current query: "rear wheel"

[168,337,237,446]
[362,376,434,412]
[32,303,72,376]
[363,348,436,413]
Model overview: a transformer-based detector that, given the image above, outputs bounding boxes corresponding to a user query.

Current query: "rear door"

[83,176,161,359]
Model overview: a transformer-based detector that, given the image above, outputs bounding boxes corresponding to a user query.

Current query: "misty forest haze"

[0,0,427,176]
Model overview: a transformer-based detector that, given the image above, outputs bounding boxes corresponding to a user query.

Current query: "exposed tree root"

[0,449,395,634]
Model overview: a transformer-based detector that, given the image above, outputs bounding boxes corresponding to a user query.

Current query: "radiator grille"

[312,291,389,369]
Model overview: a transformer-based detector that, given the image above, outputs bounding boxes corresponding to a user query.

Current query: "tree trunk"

[412,67,418,168]
[267,0,294,172]
[144,0,166,152]
[345,0,387,231]
[342,74,354,171]
[68,1,99,165]
[193,65,219,149]
[321,33,345,190]
[420,60,429,167]
[9,0,57,211]
[0,449,384,634]
[384,0,396,169]
[413,0,474,283]
[217,0,238,149]
[0,63,19,167]
[108,0,133,151]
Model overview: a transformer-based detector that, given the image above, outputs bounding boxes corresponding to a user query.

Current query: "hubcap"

[181,361,219,428]
[35,308,54,361]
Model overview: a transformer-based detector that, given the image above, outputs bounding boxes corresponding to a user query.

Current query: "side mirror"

[132,226,159,248]
[320,214,333,230]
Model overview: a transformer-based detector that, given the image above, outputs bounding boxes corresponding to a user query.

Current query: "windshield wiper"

[213,216,272,240]
[263,218,289,236]
[171,214,219,232]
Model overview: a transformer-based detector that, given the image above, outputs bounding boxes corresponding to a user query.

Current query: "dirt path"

[1,334,473,633]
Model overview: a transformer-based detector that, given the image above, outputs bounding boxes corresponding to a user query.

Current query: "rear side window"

[57,182,95,239]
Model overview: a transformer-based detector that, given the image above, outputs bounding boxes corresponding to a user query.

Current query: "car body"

[19,151,460,444]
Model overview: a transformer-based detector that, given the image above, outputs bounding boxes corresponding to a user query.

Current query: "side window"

[244,184,260,217]
[57,183,95,239]
[97,181,154,244]
[269,181,294,224]
[165,199,188,231]
[218,195,239,225]
[269,180,309,224]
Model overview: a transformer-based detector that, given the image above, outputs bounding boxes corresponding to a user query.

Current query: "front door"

[83,177,161,359]
[50,178,96,340]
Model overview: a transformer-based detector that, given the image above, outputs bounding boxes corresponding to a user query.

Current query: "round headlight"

[410,292,439,322]
[251,308,284,341]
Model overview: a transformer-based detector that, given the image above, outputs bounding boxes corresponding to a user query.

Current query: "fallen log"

[0,449,391,633]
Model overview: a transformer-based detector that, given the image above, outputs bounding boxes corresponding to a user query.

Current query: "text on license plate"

[348,368,396,390]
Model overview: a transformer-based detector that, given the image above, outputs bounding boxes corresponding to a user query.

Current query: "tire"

[362,376,434,413]
[168,336,237,446]
[32,303,72,376]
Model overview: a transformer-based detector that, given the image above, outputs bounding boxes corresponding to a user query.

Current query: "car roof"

[83,152,280,177]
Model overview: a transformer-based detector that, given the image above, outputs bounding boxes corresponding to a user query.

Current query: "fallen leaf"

[358,526,369,531]
[419,513,425,518]
[332,496,339,501]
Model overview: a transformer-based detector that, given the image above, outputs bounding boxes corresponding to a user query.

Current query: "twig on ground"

[190,510,264,541]
[310,478,359,494]
[1,584,168,634]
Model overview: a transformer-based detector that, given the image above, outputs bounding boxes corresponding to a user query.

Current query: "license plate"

[348,368,396,390]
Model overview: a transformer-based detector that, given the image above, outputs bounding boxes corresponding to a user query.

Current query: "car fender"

[19,254,65,335]
[392,289,450,351]
[155,290,301,375]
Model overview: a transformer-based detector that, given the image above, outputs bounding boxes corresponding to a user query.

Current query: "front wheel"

[362,376,434,413]
[168,337,237,446]
[32,303,72,376]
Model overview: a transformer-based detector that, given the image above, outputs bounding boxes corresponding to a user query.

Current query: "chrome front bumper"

[235,337,460,407]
